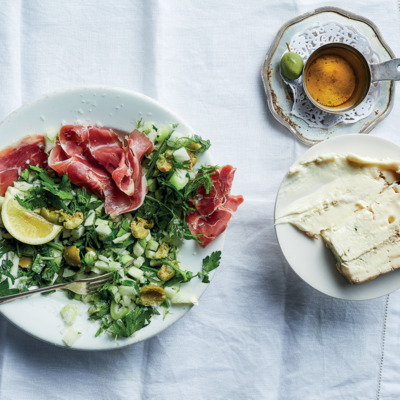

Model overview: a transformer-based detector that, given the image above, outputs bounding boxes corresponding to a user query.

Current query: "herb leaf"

[199,251,222,283]
[0,279,19,296]
[108,307,154,338]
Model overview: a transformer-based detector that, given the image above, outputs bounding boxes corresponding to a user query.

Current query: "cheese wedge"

[321,184,400,283]
[276,153,400,237]
[277,153,400,284]
[321,185,400,262]
[337,233,400,284]
[277,175,386,237]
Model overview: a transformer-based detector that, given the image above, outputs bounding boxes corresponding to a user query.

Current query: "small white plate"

[275,134,400,300]
[0,86,225,350]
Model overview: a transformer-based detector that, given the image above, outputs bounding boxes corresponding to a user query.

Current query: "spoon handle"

[371,59,400,82]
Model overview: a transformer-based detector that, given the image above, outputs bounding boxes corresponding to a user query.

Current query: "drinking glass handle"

[371,59,400,82]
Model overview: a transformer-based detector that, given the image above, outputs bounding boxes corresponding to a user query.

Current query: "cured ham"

[88,128,153,197]
[185,165,243,247]
[48,125,153,216]
[194,165,238,216]
[59,125,89,157]
[86,127,129,193]
[186,209,234,248]
[0,135,47,196]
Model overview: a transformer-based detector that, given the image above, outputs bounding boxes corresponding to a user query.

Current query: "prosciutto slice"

[59,125,89,157]
[87,127,153,197]
[185,165,243,247]
[48,125,153,217]
[0,135,47,196]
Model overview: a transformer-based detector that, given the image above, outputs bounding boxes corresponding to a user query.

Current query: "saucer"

[261,7,396,146]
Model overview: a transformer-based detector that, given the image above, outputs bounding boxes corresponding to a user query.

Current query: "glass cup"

[303,43,400,113]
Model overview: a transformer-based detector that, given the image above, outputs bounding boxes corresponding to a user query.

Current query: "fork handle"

[0,283,68,305]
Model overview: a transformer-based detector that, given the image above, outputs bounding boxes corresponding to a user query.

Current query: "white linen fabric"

[0,0,399,399]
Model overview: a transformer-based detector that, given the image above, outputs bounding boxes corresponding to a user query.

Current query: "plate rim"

[0,85,225,350]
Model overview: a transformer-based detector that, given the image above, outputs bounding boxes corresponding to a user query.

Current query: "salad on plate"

[0,120,243,346]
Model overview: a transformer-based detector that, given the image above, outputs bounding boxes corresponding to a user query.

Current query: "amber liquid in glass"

[304,45,370,111]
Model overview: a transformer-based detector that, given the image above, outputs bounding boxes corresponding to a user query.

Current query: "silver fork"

[0,273,113,305]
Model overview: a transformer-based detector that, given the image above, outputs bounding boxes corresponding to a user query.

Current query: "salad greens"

[0,122,222,340]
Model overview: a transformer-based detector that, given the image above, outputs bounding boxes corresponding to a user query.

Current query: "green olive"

[64,245,81,267]
[280,52,304,80]
[140,285,166,306]
[40,208,61,224]
[157,263,176,282]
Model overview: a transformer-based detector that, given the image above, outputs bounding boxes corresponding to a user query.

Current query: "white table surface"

[0,1,399,399]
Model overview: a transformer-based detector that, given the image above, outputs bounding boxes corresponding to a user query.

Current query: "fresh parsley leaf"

[88,298,110,320]
[0,279,19,296]
[202,251,222,273]
[0,259,15,283]
[16,193,47,211]
[108,307,154,338]
[95,318,111,337]
[199,251,221,283]
[0,240,15,258]
[42,262,60,282]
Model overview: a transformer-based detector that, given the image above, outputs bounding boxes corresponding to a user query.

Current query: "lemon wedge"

[1,188,63,245]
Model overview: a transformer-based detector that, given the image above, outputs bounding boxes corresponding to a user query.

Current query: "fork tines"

[85,273,113,294]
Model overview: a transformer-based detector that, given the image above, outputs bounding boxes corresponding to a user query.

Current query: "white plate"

[275,134,400,300]
[0,86,225,350]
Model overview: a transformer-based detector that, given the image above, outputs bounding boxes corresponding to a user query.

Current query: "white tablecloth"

[0,1,399,399]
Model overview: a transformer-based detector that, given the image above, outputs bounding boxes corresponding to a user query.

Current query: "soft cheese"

[277,153,400,284]
[277,174,386,236]
[321,184,400,262]
[337,233,400,283]
[276,153,400,236]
